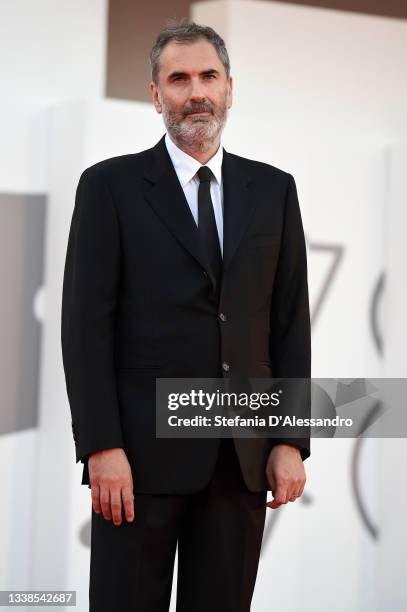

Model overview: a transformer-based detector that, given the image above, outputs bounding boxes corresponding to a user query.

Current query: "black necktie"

[197,166,222,295]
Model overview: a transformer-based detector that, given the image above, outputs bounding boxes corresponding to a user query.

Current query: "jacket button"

[218,312,227,322]
[222,362,230,372]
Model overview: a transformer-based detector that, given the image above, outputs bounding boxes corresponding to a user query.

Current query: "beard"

[159,91,228,153]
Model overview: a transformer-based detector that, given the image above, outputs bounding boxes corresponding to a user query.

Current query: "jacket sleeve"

[268,173,312,461]
[61,167,125,465]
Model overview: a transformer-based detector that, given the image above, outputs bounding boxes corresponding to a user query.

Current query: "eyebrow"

[167,69,220,81]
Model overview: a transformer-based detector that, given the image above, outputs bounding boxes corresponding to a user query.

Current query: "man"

[61,21,311,612]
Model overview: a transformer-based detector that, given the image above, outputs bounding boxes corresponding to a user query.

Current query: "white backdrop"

[0,0,108,594]
[1,1,407,610]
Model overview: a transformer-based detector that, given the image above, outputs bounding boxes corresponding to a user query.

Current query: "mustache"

[182,102,213,117]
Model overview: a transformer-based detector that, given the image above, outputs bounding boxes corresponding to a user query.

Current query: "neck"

[169,133,221,165]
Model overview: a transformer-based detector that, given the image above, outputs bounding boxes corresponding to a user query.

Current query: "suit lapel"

[143,134,258,289]
[221,148,256,274]
[143,135,217,286]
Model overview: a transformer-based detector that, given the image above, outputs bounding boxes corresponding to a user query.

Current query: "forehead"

[159,39,224,76]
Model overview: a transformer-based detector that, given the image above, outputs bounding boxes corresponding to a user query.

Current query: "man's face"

[150,39,233,150]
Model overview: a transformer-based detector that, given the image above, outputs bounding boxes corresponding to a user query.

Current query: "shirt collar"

[165,131,223,187]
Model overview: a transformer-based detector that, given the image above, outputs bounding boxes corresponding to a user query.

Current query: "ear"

[227,76,233,110]
[150,81,162,114]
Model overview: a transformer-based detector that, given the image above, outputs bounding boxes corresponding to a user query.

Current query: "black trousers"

[89,438,267,611]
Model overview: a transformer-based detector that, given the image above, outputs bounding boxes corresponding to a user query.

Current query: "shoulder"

[79,145,154,185]
[224,150,292,185]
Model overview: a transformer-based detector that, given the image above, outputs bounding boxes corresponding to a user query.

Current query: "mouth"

[187,111,211,116]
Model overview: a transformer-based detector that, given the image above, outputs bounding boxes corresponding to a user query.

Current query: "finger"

[266,499,282,510]
[110,488,123,525]
[273,484,289,506]
[289,485,303,502]
[122,487,135,522]
[100,486,112,520]
[297,482,306,497]
[91,483,101,514]
[287,486,298,502]
[290,477,306,501]
[266,483,289,509]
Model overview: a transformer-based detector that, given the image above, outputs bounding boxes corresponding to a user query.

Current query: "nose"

[189,77,206,101]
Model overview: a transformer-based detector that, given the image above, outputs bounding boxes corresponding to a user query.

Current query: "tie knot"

[197,166,212,183]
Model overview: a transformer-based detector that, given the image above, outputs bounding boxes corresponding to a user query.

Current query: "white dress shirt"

[164,131,224,257]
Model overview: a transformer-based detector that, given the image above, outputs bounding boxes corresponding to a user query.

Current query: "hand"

[88,448,134,525]
[265,444,306,510]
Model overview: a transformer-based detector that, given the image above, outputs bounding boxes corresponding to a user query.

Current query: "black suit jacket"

[61,134,311,493]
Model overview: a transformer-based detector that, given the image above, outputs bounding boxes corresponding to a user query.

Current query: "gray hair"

[149,19,231,86]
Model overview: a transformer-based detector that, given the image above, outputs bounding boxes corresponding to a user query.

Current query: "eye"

[204,74,216,80]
